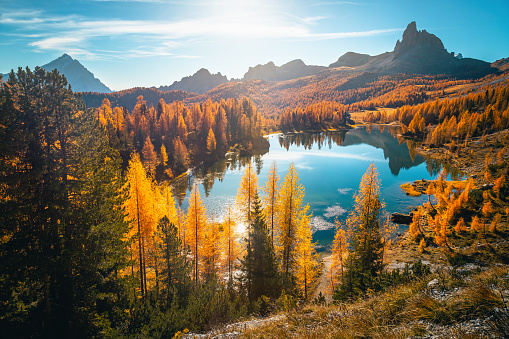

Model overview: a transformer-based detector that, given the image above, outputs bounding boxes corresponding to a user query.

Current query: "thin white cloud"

[1,8,401,60]
[311,1,363,6]
[30,36,85,50]
[303,28,402,40]
[89,0,221,3]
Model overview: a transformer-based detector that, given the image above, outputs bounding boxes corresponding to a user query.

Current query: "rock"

[427,278,439,288]
[480,184,495,191]
[391,212,413,225]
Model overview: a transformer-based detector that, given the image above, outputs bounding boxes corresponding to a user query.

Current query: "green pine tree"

[156,217,191,309]
[241,193,281,304]
[0,67,130,337]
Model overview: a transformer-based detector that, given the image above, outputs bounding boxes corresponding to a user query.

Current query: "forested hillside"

[2,48,509,339]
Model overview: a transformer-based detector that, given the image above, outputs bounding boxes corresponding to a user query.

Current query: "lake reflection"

[172,126,456,249]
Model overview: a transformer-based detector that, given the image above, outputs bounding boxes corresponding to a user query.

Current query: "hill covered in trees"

[81,22,506,120]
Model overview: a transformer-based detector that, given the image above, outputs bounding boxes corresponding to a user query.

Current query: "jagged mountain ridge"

[158,68,228,94]
[243,59,326,82]
[333,22,496,78]
[41,54,111,93]
[82,21,506,111]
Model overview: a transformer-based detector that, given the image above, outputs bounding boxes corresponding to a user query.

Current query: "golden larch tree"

[159,184,177,225]
[124,153,157,295]
[221,204,238,283]
[206,127,216,153]
[277,162,305,276]
[202,221,221,281]
[341,163,385,294]
[330,222,348,292]
[160,144,168,167]
[294,206,318,300]
[235,161,259,224]
[262,161,279,246]
[186,184,208,282]
[142,136,157,176]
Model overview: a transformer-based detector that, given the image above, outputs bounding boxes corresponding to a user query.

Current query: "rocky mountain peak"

[41,54,111,93]
[394,21,445,57]
[195,68,212,76]
[59,53,73,60]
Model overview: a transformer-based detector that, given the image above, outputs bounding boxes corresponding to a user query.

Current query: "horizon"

[1,0,508,91]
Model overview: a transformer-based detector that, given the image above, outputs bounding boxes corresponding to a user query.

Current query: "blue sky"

[1,0,508,91]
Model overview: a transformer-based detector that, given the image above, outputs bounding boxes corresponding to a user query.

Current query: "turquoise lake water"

[173,126,455,249]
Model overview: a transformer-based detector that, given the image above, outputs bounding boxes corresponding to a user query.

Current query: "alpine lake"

[171,125,461,251]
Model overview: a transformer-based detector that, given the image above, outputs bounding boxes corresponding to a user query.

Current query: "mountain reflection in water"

[171,125,461,248]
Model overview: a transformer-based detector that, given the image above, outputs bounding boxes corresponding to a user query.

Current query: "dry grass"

[238,266,508,339]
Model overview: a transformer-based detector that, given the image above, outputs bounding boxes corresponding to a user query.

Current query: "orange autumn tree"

[206,127,216,153]
[330,223,348,292]
[338,163,385,298]
[235,161,259,224]
[142,136,157,176]
[221,205,238,283]
[176,206,187,250]
[262,161,279,246]
[426,172,473,250]
[124,153,157,295]
[202,221,221,281]
[186,184,208,282]
[159,184,177,225]
[294,206,318,300]
[277,163,305,278]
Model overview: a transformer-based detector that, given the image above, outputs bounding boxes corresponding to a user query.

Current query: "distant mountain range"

[154,22,502,94]
[59,21,508,110]
[158,68,228,94]
[338,21,496,78]
[243,59,326,82]
[41,54,111,93]
[2,54,111,93]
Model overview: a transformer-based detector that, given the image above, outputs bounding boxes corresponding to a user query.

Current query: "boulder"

[390,212,413,225]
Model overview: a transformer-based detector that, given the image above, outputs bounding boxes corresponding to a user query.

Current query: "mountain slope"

[493,57,509,72]
[243,59,326,81]
[329,52,371,68]
[158,68,228,94]
[41,54,111,93]
[358,22,496,78]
